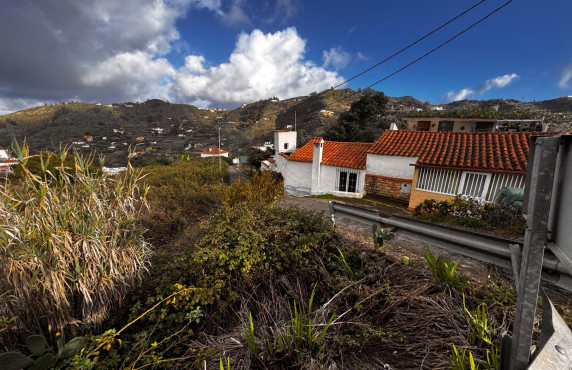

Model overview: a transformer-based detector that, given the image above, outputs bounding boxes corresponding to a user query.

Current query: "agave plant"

[0,144,151,334]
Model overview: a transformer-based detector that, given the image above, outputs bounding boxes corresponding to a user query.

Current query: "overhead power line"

[253,0,491,122]
[330,0,489,90]
[322,0,514,111]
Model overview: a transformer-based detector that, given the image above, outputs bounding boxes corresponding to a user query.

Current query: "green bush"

[141,158,228,242]
[413,195,525,233]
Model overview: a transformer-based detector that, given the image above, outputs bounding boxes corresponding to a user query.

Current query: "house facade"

[404,117,498,132]
[404,116,546,133]
[200,147,229,158]
[272,129,542,206]
[365,130,541,208]
[274,131,372,198]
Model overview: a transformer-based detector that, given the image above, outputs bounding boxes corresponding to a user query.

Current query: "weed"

[281,286,335,362]
[424,249,468,291]
[243,312,258,356]
[462,295,494,347]
[335,248,355,280]
[449,344,479,370]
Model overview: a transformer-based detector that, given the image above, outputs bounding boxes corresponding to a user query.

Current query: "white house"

[275,133,373,198]
[0,150,18,173]
[365,130,547,208]
[273,130,297,156]
[260,158,275,171]
[200,147,229,158]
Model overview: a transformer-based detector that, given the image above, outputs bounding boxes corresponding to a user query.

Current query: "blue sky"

[0,0,570,114]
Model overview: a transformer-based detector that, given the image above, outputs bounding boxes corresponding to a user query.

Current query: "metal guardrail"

[328,201,572,292]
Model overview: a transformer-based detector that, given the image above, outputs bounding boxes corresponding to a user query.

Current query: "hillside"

[1,93,571,165]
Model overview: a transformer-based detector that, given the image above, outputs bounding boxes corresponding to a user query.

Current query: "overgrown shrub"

[0,147,150,338]
[141,158,228,242]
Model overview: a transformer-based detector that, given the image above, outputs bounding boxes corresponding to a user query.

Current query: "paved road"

[228,165,248,184]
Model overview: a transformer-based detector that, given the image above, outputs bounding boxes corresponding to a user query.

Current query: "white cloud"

[443,73,519,102]
[357,52,369,61]
[221,4,251,26]
[82,51,176,100]
[0,97,47,116]
[171,28,344,107]
[558,60,572,89]
[0,1,342,111]
[322,46,351,70]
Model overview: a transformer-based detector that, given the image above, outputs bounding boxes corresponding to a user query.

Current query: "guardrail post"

[507,136,560,370]
[328,201,336,227]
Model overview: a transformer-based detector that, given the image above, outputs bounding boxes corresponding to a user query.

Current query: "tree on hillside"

[324,91,388,142]
[248,147,272,169]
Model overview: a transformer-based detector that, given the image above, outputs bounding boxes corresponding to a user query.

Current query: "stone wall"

[365,174,411,203]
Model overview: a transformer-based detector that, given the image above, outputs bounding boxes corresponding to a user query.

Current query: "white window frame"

[458,171,492,201]
[336,167,359,193]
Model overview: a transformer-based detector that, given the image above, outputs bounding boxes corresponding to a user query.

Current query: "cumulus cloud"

[0,0,193,106]
[0,0,342,114]
[171,28,344,107]
[322,46,351,70]
[558,60,572,89]
[443,73,519,102]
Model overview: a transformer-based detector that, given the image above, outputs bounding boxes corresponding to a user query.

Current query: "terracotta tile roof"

[201,147,228,155]
[368,130,552,173]
[287,138,373,169]
[267,158,275,164]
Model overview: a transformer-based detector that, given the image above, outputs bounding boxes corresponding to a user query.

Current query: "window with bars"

[336,168,359,193]
[459,172,491,200]
[416,167,462,195]
[417,167,524,202]
[486,173,525,201]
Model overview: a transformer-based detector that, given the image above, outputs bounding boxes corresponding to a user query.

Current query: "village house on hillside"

[200,146,229,158]
[404,115,546,133]
[0,149,18,173]
[272,129,546,206]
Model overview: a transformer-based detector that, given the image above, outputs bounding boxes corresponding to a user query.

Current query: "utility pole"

[217,117,222,171]
[294,111,297,131]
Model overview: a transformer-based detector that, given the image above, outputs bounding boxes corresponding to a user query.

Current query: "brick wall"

[365,174,411,203]
[408,168,455,209]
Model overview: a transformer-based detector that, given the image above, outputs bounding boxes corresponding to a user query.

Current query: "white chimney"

[311,137,324,195]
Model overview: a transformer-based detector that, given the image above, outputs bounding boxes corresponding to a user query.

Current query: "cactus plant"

[372,224,395,250]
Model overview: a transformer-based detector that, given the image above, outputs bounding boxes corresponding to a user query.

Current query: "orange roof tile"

[201,147,228,155]
[287,138,373,169]
[268,158,275,164]
[368,131,553,173]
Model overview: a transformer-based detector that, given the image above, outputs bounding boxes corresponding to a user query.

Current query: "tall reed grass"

[0,146,151,334]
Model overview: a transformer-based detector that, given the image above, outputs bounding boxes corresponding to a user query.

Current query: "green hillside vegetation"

[3,91,569,169]
[0,148,539,369]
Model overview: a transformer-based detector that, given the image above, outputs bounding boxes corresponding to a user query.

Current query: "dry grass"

[0,148,150,335]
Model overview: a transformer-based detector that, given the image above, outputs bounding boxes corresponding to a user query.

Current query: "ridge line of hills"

[1,89,571,166]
